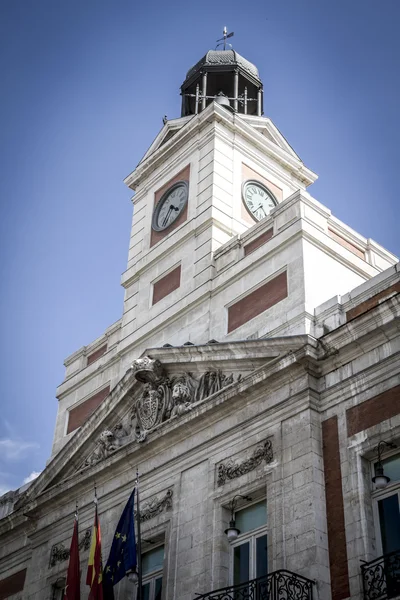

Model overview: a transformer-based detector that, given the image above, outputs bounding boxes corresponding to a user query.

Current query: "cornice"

[7,339,320,526]
[63,320,121,368]
[130,129,215,206]
[324,293,399,343]
[124,104,317,192]
[302,228,378,281]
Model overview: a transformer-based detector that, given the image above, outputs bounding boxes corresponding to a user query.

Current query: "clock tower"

[119,46,320,361]
[51,39,396,457]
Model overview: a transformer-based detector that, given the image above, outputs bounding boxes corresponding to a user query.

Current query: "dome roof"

[185,49,260,82]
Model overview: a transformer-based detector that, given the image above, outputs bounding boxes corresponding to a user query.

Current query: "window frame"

[140,543,164,600]
[229,499,268,585]
[371,452,400,556]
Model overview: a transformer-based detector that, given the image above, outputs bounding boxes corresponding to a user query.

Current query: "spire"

[216,26,234,51]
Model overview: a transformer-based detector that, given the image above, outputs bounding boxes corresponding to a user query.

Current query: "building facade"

[0,46,399,600]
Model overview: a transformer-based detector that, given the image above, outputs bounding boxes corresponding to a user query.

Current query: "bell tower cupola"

[180,28,263,117]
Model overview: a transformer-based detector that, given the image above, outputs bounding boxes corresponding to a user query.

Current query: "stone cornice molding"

[8,340,319,522]
[63,320,121,367]
[321,293,399,354]
[16,368,140,513]
[4,389,319,540]
[124,104,316,192]
[57,351,120,400]
[12,298,398,529]
[302,228,378,280]
[341,265,399,308]
[137,115,194,166]
[319,356,399,415]
[240,115,301,159]
[3,301,398,535]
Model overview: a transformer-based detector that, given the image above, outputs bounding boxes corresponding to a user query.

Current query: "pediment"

[138,116,192,166]
[16,337,317,510]
[240,115,301,161]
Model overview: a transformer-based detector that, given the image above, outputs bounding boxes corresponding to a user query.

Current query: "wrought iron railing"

[194,569,314,600]
[361,550,400,600]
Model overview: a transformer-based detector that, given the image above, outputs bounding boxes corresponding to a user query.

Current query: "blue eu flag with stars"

[103,488,137,599]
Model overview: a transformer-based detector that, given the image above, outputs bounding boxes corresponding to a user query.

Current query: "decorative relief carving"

[49,528,91,568]
[217,439,273,486]
[81,357,241,468]
[137,489,173,522]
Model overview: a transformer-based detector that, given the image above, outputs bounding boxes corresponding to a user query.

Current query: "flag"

[63,511,81,600]
[103,488,137,599]
[86,500,104,600]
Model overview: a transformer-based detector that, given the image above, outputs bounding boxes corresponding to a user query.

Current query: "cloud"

[0,438,39,461]
[22,471,41,485]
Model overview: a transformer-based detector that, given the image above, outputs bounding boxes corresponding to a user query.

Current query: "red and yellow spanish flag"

[86,500,104,600]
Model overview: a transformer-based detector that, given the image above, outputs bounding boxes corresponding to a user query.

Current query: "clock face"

[242,180,277,221]
[152,181,189,232]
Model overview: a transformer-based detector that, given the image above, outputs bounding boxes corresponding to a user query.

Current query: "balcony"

[362,550,400,600]
[194,570,314,600]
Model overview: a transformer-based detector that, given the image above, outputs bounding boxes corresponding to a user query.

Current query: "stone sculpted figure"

[84,430,116,467]
[170,378,193,417]
[80,358,242,469]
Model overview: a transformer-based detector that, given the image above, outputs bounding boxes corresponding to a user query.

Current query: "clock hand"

[255,204,267,217]
[162,206,173,227]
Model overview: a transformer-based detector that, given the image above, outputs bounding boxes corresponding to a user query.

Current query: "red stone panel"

[67,385,110,434]
[150,165,190,248]
[244,228,274,256]
[322,417,350,600]
[0,568,26,600]
[152,265,181,305]
[346,385,400,437]
[87,344,107,366]
[346,283,400,322]
[227,271,287,333]
[328,228,365,260]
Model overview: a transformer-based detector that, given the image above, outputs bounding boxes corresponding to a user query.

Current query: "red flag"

[64,512,81,600]
[86,502,104,600]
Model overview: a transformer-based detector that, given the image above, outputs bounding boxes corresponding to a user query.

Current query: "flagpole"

[136,469,143,600]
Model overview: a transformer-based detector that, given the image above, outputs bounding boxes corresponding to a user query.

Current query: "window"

[141,545,164,600]
[373,455,400,555]
[231,500,268,585]
[51,577,65,600]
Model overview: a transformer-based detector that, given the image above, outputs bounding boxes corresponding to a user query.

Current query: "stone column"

[233,69,239,112]
[202,71,207,111]
[257,87,263,116]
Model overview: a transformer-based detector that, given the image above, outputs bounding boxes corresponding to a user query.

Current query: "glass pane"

[256,534,268,578]
[155,577,162,600]
[379,455,400,484]
[235,501,267,534]
[378,495,400,554]
[142,546,164,576]
[142,582,150,600]
[234,541,250,585]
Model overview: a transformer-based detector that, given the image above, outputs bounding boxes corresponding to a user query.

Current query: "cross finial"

[216,27,234,50]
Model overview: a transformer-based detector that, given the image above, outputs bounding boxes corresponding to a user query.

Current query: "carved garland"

[49,528,91,568]
[137,489,173,522]
[217,440,273,486]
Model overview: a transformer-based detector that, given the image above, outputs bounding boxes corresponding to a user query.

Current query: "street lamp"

[127,568,139,584]
[224,494,252,542]
[372,441,397,490]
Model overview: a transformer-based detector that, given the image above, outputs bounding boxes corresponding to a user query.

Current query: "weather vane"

[216,26,234,50]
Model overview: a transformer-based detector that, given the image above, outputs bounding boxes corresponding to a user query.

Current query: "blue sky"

[0,0,399,495]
